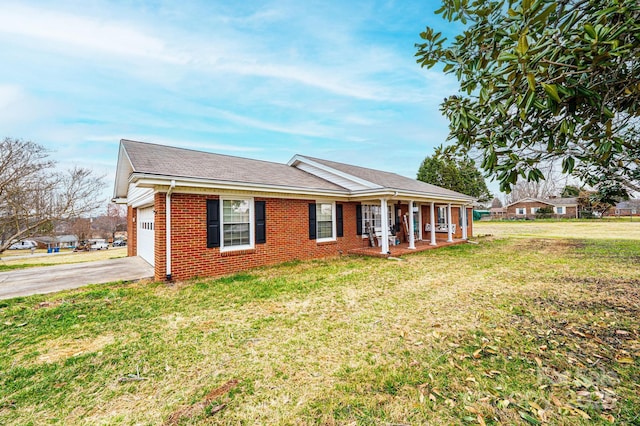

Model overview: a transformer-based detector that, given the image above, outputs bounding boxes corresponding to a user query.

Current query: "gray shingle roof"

[122,140,347,192]
[301,156,474,199]
[552,197,578,205]
[120,140,475,201]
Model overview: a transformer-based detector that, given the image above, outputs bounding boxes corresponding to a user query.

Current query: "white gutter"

[166,180,175,281]
[131,175,475,206]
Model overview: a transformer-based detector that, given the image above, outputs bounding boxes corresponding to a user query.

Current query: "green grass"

[1,223,639,425]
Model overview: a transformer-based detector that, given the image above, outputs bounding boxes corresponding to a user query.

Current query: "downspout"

[166,180,175,281]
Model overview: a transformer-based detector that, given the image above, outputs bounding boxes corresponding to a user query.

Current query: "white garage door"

[137,206,155,266]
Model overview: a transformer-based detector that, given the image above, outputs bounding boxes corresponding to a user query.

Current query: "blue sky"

[0,0,480,201]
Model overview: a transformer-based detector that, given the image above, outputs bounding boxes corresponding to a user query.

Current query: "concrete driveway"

[0,257,154,300]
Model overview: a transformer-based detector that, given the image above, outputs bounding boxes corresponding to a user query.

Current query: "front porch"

[348,238,468,258]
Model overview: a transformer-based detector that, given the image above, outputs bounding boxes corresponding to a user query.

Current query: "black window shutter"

[206,199,220,248]
[308,203,317,240]
[255,201,266,244]
[336,204,344,237]
[356,204,363,236]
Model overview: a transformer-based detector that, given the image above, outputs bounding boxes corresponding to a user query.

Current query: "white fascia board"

[288,155,382,189]
[112,143,134,200]
[130,173,351,199]
[349,188,475,204]
[129,189,155,208]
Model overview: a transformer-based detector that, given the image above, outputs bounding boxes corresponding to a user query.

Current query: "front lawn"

[1,224,639,424]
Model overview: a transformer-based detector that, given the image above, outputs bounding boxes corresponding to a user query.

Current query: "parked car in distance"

[9,240,38,250]
[112,239,127,247]
[89,239,109,250]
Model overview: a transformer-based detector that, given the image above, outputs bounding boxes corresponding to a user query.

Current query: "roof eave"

[350,188,475,204]
[130,173,351,199]
[112,142,135,200]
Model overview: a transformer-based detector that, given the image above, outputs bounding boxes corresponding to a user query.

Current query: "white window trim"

[316,200,336,243]
[516,207,526,215]
[220,196,255,252]
[531,207,539,214]
[554,206,565,214]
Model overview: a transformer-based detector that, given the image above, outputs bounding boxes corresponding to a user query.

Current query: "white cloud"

[0,4,187,63]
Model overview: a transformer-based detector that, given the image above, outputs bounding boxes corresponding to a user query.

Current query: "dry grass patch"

[1,228,639,425]
[475,219,640,240]
[0,247,126,269]
[36,334,116,364]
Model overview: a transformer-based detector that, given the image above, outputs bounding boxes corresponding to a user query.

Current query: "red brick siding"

[153,194,363,281]
[127,205,137,257]
[419,204,473,240]
[507,201,577,219]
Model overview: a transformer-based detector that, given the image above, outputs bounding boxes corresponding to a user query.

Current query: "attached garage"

[137,206,155,266]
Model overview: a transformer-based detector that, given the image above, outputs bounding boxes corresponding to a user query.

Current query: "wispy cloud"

[0,4,185,63]
[0,0,473,199]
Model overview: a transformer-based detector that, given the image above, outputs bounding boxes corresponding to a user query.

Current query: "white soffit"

[289,155,382,191]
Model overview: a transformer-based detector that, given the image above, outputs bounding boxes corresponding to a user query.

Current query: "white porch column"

[447,203,453,242]
[380,199,390,254]
[461,206,468,240]
[408,200,416,249]
[429,202,436,246]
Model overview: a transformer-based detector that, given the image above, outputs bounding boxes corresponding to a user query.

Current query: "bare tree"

[71,217,92,242]
[93,203,127,241]
[504,162,570,204]
[0,138,105,253]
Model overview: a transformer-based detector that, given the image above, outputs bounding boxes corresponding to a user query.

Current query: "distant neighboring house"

[506,197,579,219]
[490,207,507,219]
[33,235,79,249]
[603,200,640,217]
[57,235,79,248]
[113,140,477,281]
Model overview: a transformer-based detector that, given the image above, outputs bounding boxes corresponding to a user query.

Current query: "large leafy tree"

[417,148,492,201]
[416,0,640,196]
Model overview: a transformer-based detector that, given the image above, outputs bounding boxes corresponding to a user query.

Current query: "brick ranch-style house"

[506,197,579,219]
[113,140,476,281]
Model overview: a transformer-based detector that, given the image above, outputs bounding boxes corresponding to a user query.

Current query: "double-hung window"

[316,202,334,240]
[309,202,343,241]
[222,198,253,250]
[531,207,539,215]
[555,206,565,215]
[437,206,447,224]
[516,207,526,215]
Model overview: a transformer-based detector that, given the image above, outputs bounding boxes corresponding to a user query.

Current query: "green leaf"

[562,156,575,173]
[527,73,536,91]
[541,83,561,102]
[519,411,541,425]
[584,23,597,39]
[516,32,529,56]
[531,3,557,26]
[497,52,518,62]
